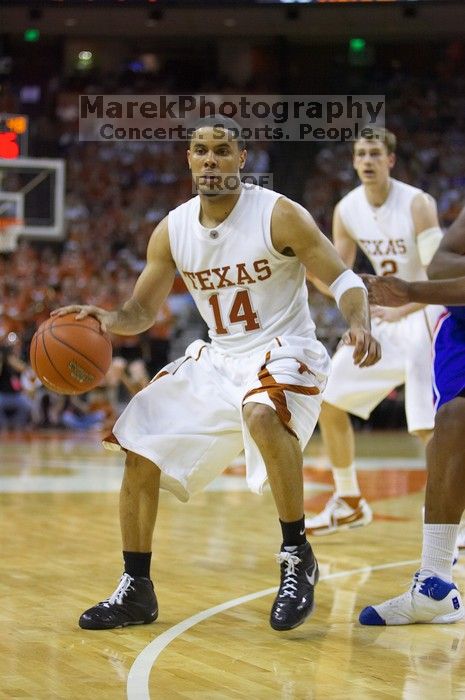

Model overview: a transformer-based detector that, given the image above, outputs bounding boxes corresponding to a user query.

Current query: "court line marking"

[0,457,424,494]
[126,558,419,700]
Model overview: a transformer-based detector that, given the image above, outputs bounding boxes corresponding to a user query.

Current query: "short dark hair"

[189,115,246,151]
[354,127,396,155]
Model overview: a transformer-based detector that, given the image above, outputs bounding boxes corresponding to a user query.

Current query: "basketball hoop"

[0,217,21,253]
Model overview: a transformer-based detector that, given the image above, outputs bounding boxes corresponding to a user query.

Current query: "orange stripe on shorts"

[243,357,319,438]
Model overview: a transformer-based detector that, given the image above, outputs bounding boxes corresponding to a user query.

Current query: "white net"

[0,218,21,253]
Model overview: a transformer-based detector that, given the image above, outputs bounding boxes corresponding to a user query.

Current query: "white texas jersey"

[338,178,427,282]
[168,185,317,354]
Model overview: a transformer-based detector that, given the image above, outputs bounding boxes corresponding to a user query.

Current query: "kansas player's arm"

[428,203,465,280]
[362,273,465,307]
[51,218,176,334]
[272,197,380,367]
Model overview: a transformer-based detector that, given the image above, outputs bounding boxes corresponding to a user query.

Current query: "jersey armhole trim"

[264,196,299,261]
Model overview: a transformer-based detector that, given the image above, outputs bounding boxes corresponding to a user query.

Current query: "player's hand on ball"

[342,327,381,368]
[51,305,112,332]
[31,314,112,394]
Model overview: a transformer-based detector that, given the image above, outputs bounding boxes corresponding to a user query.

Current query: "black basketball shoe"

[270,541,319,631]
[79,573,158,630]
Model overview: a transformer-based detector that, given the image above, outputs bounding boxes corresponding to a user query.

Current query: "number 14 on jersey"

[208,289,261,334]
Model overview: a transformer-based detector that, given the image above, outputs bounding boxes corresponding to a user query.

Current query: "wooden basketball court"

[2,429,465,699]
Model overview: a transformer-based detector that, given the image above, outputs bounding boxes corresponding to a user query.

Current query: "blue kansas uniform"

[433,306,465,409]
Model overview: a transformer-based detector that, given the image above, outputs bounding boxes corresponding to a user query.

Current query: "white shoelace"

[276,551,301,599]
[103,573,135,607]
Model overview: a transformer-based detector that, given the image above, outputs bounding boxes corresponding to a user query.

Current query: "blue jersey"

[447,305,465,323]
[433,311,465,409]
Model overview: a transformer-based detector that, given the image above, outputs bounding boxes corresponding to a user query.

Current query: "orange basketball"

[30,313,112,395]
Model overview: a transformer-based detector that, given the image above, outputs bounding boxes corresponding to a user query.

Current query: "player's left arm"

[406,191,442,312]
[375,192,443,321]
[412,191,442,262]
[271,198,380,367]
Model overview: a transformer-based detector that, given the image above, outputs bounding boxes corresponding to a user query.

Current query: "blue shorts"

[433,311,465,410]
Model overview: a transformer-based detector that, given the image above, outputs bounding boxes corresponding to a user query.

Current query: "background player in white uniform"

[306,128,444,535]
[53,117,380,633]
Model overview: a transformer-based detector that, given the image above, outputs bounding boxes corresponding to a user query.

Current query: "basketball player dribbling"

[305,128,444,536]
[52,116,380,632]
[359,203,465,625]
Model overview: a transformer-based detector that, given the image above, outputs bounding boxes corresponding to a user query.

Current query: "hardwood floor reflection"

[1,430,464,699]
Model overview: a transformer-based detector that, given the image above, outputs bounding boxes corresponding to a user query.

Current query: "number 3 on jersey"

[208,289,261,334]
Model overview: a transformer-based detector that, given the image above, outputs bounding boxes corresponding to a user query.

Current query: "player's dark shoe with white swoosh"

[79,573,158,630]
[270,541,319,631]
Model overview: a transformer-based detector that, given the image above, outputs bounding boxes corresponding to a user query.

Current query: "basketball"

[30,313,112,395]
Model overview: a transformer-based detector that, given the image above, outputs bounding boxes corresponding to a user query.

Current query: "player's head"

[187,116,247,197]
[353,127,396,186]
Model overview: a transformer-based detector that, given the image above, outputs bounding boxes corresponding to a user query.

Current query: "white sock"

[333,463,361,498]
[420,524,460,582]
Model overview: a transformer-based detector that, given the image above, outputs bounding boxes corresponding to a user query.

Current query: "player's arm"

[52,218,176,334]
[306,203,358,296]
[413,191,443,287]
[367,194,441,323]
[272,198,380,367]
[376,192,443,319]
[408,277,465,305]
[427,203,465,280]
[363,273,465,307]
[412,191,442,260]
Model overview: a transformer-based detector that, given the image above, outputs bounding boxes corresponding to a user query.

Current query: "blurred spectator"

[0,334,32,431]
[2,52,465,431]
[61,394,107,431]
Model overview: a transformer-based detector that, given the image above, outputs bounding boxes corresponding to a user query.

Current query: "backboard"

[0,157,65,242]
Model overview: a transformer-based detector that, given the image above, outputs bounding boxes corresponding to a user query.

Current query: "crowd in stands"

[1,45,464,432]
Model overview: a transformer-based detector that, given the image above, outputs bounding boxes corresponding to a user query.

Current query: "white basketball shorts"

[323,305,443,433]
[104,336,330,501]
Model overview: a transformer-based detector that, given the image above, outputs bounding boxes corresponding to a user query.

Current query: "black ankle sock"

[279,516,307,548]
[123,551,152,579]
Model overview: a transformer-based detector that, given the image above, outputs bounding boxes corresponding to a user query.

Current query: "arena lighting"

[24,28,40,42]
[77,50,94,70]
[350,37,366,53]
[0,1,434,5]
